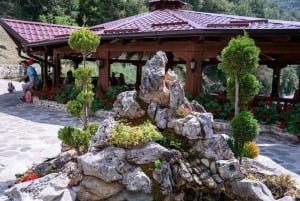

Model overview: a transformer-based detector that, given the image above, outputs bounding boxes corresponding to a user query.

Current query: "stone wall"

[0,64,23,79]
[0,63,42,79]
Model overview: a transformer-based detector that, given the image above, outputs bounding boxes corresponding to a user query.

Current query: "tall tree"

[39,0,79,25]
[280,66,298,96]
[218,32,260,116]
[68,23,100,129]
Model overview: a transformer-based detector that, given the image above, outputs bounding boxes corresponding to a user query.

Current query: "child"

[25,90,33,103]
[8,82,15,93]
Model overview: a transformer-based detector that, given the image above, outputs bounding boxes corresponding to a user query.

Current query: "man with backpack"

[19,59,41,102]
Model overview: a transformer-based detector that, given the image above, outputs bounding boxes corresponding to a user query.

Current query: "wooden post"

[97,51,110,90]
[184,52,203,97]
[270,64,284,97]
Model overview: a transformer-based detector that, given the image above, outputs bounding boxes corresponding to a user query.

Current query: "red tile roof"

[0,18,78,43]
[1,8,300,46]
[91,9,300,35]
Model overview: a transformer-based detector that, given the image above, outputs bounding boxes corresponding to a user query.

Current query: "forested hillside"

[270,0,300,11]
[0,0,299,26]
[269,0,300,20]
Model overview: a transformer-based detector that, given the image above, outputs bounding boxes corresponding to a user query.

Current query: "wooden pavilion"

[1,0,300,101]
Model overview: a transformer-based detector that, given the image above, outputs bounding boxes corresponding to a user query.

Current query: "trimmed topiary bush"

[227,73,259,107]
[231,111,259,160]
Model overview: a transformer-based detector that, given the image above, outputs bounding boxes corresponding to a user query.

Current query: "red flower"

[250,109,257,114]
[50,86,56,92]
[279,112,288,119]
[104,100,111,106]
[227,111,233,116]
[109,97,116,102]
[285,104,293,111]
[214,108,221,113]
[246,101,252,109]
[262,113,269,120]
[63,98,68,104]
[98,91,104,99]
[43,87,50,94]
[278,122,287,129]
[48,94,56,101]
[265,100,272,106]
[22,173,38,182]
[36,91,42,98]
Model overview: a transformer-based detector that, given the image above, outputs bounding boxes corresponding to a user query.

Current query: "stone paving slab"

[0,80,84,198]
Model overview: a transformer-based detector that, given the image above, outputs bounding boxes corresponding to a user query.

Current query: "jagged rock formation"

[4,51,291,201]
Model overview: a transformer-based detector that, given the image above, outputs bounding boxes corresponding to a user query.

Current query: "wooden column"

[135,62,143,90]
[53,54,61,86]
[42,52,48,87]
[270,64,285,97]
[97,51,110,90]
[184,52,203,97]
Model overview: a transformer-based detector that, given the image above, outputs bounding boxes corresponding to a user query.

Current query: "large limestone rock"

[5,173,74,201]
[168,113,214,140]
[126,142,175,164]
[139,51,185,109]
[225,179,275,201]
[78,147,129,182]
[90,117,117,149]
[122,167,152,194]
[193,135,235,160]
[77,176,124,201]
[112,90,145,119]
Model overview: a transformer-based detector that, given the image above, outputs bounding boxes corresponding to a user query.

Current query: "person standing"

[63,70,75,85]
[19,60,41,101]
[110,72,118,87]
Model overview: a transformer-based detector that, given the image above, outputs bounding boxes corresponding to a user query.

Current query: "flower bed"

[213,119,299,142]
[33,96,67,112]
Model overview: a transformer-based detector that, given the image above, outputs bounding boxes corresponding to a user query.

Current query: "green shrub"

[170,139,182,149]
[87,123,99,135]
[154,160,162,169]
[227,73,259,106]
[109,120,163,147]
[231,111,259,159]
[58,126,76,147]
[58,123,99,153]
[243,141,260,158]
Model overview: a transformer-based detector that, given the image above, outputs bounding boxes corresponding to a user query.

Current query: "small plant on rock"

[243,141,260,159]
[154,160,162,169]
[295,189,300,201]
[265,174,296,199]
[175,107,193,117]
[170,139,182,150]
[109,120,163,148]
[58,123,99,153]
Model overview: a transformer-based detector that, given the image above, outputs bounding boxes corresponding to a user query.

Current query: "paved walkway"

[0,79,300,199]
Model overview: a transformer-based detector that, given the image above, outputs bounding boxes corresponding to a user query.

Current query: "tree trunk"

[235,75,239,116]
